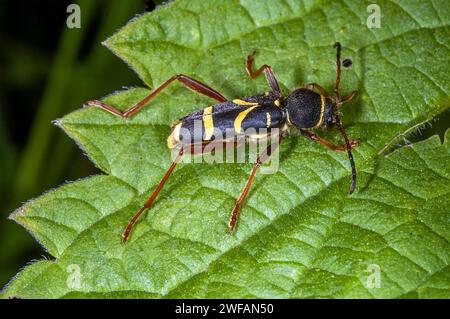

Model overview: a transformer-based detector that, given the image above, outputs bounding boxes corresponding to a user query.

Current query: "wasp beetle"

[86,42,359,242]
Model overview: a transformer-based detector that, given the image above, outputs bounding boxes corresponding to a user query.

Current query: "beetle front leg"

[300,129,359,151]
[340,90,358,104]
[86,74,227,119]
[246,51,281,97]
[306,83,330,98]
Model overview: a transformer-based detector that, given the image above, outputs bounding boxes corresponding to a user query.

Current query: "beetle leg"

[340,90,358,104]
[306,83,330,98]
[228,136,282,233]
[246,51,281,96]
[122,140,240,242]
[300,129,359,151]
[86,74,227,119]
[122,148,184,243]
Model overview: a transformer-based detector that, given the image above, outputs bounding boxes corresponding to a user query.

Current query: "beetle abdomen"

[167,94,285,148]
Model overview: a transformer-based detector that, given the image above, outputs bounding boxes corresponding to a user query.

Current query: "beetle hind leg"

[122,148,184,243]
[86,74,227,119]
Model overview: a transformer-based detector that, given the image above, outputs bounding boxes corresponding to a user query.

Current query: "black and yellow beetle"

[86,42,359,242]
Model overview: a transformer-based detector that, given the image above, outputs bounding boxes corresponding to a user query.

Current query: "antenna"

[334,42,356,193]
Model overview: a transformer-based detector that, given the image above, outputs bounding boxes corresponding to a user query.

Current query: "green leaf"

[2,0,449,298]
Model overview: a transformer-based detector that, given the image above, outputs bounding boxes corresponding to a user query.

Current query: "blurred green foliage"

[0,0,156,287]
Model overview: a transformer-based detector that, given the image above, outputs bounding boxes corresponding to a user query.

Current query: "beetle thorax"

[285,88,334,129]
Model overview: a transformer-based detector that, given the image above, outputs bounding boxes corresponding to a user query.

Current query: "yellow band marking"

[266,112,271,128]
[274,99,281,107]
[203,106,214,140]
[234,105,258,133]
[286,111,292,125]
[315,94,326,127]
[167,123,182,149]
[232,99,258,106]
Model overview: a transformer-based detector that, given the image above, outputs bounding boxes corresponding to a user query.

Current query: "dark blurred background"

[0,0,448,290]
[0,0,163,288]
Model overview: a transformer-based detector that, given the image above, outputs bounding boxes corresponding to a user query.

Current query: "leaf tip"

[101,39,110,50]
[8,210,18,222]
[52,118,62,128]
